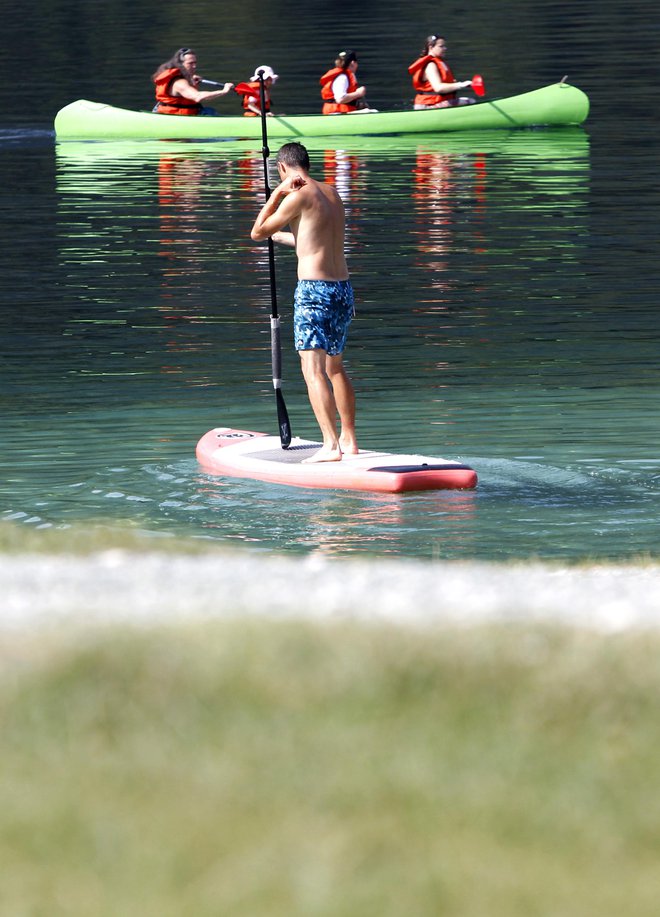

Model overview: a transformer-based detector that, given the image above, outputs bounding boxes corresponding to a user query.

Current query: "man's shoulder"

[310,178,342,202]
[296,177,331,202]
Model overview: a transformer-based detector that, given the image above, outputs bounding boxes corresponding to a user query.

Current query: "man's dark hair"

[276,142,310,171]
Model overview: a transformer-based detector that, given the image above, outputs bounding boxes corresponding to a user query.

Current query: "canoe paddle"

[257,71,292,448]
[234,82,258,96]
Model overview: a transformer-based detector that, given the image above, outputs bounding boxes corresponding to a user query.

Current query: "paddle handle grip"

[271,317,283,383]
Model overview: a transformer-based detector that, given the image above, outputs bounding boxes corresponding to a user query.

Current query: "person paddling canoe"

[408,35,475,109]
[152,47,235,115]
[250,142,359,464]
[319,50,377,115]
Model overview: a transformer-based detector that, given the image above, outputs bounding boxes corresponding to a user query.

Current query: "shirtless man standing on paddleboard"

[250,141,358,464]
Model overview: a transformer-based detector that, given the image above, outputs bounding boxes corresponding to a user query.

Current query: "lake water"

[2,0,659,561]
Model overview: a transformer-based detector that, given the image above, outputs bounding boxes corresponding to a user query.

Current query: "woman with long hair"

[152,48,235,116]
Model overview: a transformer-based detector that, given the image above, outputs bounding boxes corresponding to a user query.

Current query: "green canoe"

[54,81,589,142]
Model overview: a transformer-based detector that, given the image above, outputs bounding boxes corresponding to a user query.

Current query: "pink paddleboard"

[196,427,477,493]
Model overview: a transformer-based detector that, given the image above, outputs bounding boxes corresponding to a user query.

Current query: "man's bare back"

[286,178,349,281]
[251,164,348,282]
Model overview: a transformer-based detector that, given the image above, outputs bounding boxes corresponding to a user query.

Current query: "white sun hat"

[250,65,279,82]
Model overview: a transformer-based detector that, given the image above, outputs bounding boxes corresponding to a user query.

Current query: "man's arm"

[272,230,295,247]
[250,176,305,241]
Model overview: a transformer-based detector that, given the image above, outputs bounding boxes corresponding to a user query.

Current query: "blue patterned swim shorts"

[293,279,355,355]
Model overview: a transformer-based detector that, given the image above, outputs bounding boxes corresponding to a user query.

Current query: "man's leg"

[299,349,342,463]
[326,354,358,454]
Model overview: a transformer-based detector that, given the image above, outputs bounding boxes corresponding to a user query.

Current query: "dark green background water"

[1,0,658,560]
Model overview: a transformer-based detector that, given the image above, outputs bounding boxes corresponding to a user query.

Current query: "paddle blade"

[472,74,485,97]
[234,81,257,97]
[276,389,292,448]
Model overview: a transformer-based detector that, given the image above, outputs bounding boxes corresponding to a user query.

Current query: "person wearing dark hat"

[319,51,377,114]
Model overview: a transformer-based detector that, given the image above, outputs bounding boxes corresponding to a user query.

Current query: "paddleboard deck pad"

[196,428,477,493]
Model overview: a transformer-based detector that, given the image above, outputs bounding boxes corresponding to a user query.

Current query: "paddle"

[234,82,258,96]
[257,71,292,448]
[471,74,486,97]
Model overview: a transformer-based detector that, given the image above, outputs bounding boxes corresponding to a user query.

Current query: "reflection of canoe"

[54,130,590,213]
[54,82,589,141]
[54,129,590,204]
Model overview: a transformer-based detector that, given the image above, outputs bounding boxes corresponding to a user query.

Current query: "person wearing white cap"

[251,65,279,82]
[237,65,279,117]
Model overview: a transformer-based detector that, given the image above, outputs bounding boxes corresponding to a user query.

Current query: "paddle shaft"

[258,72,292,448]
[197,78,226,88]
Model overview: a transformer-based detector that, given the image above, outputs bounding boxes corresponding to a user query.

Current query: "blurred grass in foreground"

[2,618,660,915]
[0,519,226,555]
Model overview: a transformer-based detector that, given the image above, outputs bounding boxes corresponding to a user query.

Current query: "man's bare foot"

[302,445,343,464]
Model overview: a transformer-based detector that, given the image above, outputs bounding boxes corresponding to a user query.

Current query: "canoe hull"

[54,82,589,141]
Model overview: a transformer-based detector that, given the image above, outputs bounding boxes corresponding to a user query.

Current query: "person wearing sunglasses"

[152,48,235,116]
[408,35,475,109]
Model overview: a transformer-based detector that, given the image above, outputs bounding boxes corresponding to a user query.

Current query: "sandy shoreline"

[2,551,659,632]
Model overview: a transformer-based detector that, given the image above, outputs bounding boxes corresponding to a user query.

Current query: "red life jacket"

[408,54,457,107]
[154,67,202,116]
[237,81,271,117]
[320,66,359,114]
